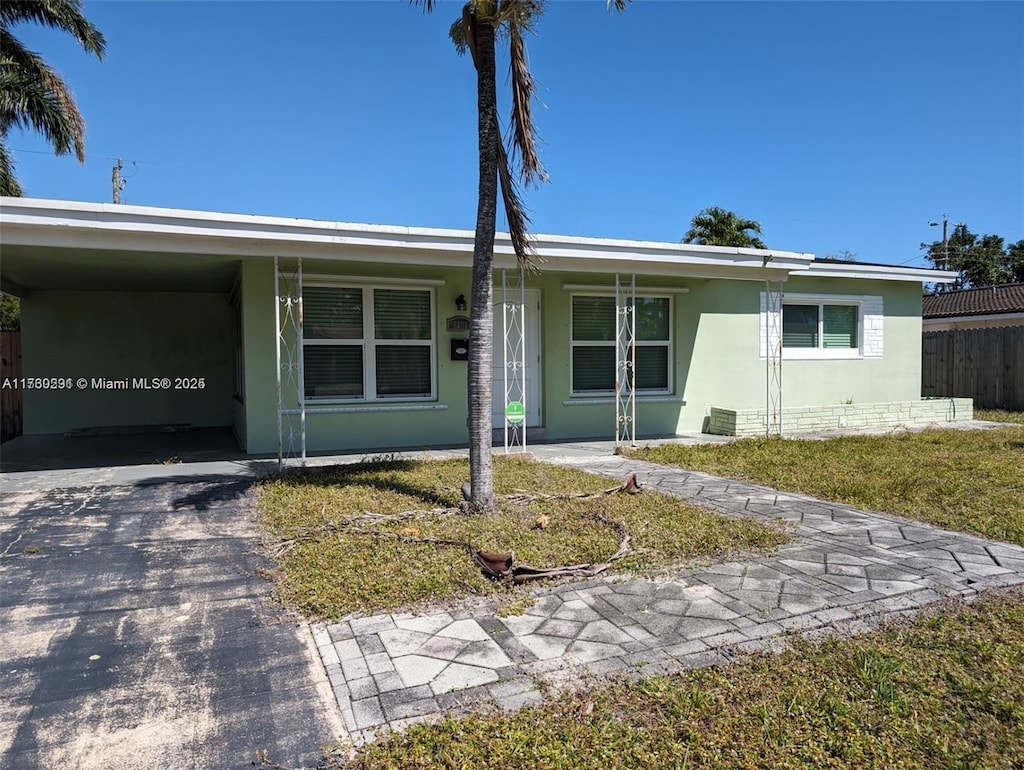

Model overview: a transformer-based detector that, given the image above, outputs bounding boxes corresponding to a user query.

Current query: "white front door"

[492,289,541,428]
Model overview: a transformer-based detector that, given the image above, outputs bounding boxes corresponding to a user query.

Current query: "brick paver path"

[312,451,1024,744]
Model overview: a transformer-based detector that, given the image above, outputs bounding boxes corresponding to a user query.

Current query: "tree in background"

[682,206,767,249]
[922,224,1024,289]
[413,0,628,513]
[822,249,857,262]
[0,0,106,196]
[0,294,19,331]
[1009,240,1024,283]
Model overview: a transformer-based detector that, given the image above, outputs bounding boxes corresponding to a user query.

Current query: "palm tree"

[682,206,767,249]
[413,0,627,512]
[1,0,106,197]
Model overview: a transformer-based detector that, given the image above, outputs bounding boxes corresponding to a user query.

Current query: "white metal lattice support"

[501,269,527,453]
[275,256,306,470]
[615,274,637,448]
[764,280,784,437]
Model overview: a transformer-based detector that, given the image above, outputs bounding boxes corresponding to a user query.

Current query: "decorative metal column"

[764,280,784,437]
[615,274,637,448]
[275,256,306,470]
[501,268,527,453]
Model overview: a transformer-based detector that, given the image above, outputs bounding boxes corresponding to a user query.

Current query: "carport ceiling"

[0,245,240,293]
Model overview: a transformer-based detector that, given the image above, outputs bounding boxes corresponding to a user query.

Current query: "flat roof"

[1,197,957,293]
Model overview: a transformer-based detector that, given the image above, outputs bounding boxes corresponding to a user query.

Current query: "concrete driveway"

[1,476,343,769]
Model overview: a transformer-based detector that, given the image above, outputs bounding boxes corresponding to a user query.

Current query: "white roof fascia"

[802,260,958,283]
[9,197,966,285]
[0,197,815,278]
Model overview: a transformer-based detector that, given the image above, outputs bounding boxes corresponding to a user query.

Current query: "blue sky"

[7,1,1023,267]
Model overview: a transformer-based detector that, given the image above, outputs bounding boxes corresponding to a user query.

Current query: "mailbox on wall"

[450,339,469,361]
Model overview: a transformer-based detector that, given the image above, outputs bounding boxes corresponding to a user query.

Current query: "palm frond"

[407,0,438,13]
[449,16,470,55]
[496,0,544,33]
[496,130,540,271]
[0,48,85,160]
[0,0,105,58]
[0,137,24,196]
[506,22,547,187]
[607,0,632,11]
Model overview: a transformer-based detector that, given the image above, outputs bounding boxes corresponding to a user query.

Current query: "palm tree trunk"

[467,14,498,514]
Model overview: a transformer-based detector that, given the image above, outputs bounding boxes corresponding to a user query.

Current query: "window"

[783,302,859,350]
[571,295,671,394]
[303,285,434,400]
[761,292,883,359]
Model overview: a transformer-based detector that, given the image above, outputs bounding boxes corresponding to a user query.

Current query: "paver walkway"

[312,449,1024,745]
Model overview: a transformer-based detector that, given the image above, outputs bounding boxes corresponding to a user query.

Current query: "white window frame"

[782,294,863,360]
[303,281,436,402]
[570,292,673,396]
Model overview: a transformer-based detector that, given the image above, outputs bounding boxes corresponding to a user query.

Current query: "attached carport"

[1,204,242,457]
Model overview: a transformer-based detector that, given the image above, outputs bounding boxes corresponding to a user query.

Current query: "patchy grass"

[976,408,1024,424]
[631,427,1024,546]
[257,456,785,619]
[349,590,1024,770]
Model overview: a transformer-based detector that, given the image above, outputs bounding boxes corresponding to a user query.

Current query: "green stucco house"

[0,197,969,457]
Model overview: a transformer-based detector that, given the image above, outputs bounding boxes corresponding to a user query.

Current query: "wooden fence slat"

[922,326,1024,410]
[1,331,23,441]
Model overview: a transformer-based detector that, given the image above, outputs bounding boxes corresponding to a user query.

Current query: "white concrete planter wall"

[708,398,974,437]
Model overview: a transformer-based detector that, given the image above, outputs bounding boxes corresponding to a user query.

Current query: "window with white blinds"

[302,285,434,400]
[783,302,859,350]
[570,295,671,394]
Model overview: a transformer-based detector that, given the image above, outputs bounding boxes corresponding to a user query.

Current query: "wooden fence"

[1,331,23,441]
[922,326,1024,411]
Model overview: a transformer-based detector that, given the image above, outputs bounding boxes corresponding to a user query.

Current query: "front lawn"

[631,426,1024,546]
[257,456,785,618]
[976,408,1024,424]
[349,589,1024,770]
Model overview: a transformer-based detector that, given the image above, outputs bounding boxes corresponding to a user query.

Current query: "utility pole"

[112,158,124,203]
[928,213,949,267]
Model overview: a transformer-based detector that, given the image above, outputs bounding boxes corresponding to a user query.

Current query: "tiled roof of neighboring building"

[922,283,1024,318]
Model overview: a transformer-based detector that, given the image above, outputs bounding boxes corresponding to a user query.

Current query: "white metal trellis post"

[765,280,784,437]
[615,274,636,448]
[275,258,306,469]
[275,256,283,470]
[296,257,306,463]
[501,269,527,453]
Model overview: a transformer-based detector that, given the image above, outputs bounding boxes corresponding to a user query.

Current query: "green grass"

[631,426,1024,546]
[349,590,1024,770]
[976,408,1024,424]
[257,456,786,618]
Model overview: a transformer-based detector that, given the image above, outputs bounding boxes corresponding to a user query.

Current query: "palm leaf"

[0,52,85,161]
[0,0,105,58]
[0,137,24,196]
[496,131,540,271]
[506,21,546,187]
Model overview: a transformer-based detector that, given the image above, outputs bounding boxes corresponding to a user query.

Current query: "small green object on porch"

[505,401,525,424]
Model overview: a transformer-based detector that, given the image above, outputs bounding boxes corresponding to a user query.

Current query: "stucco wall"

[241,259,476,454]
[21,290,234,433]
[238,263,931,453]
[539,274,925,438]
